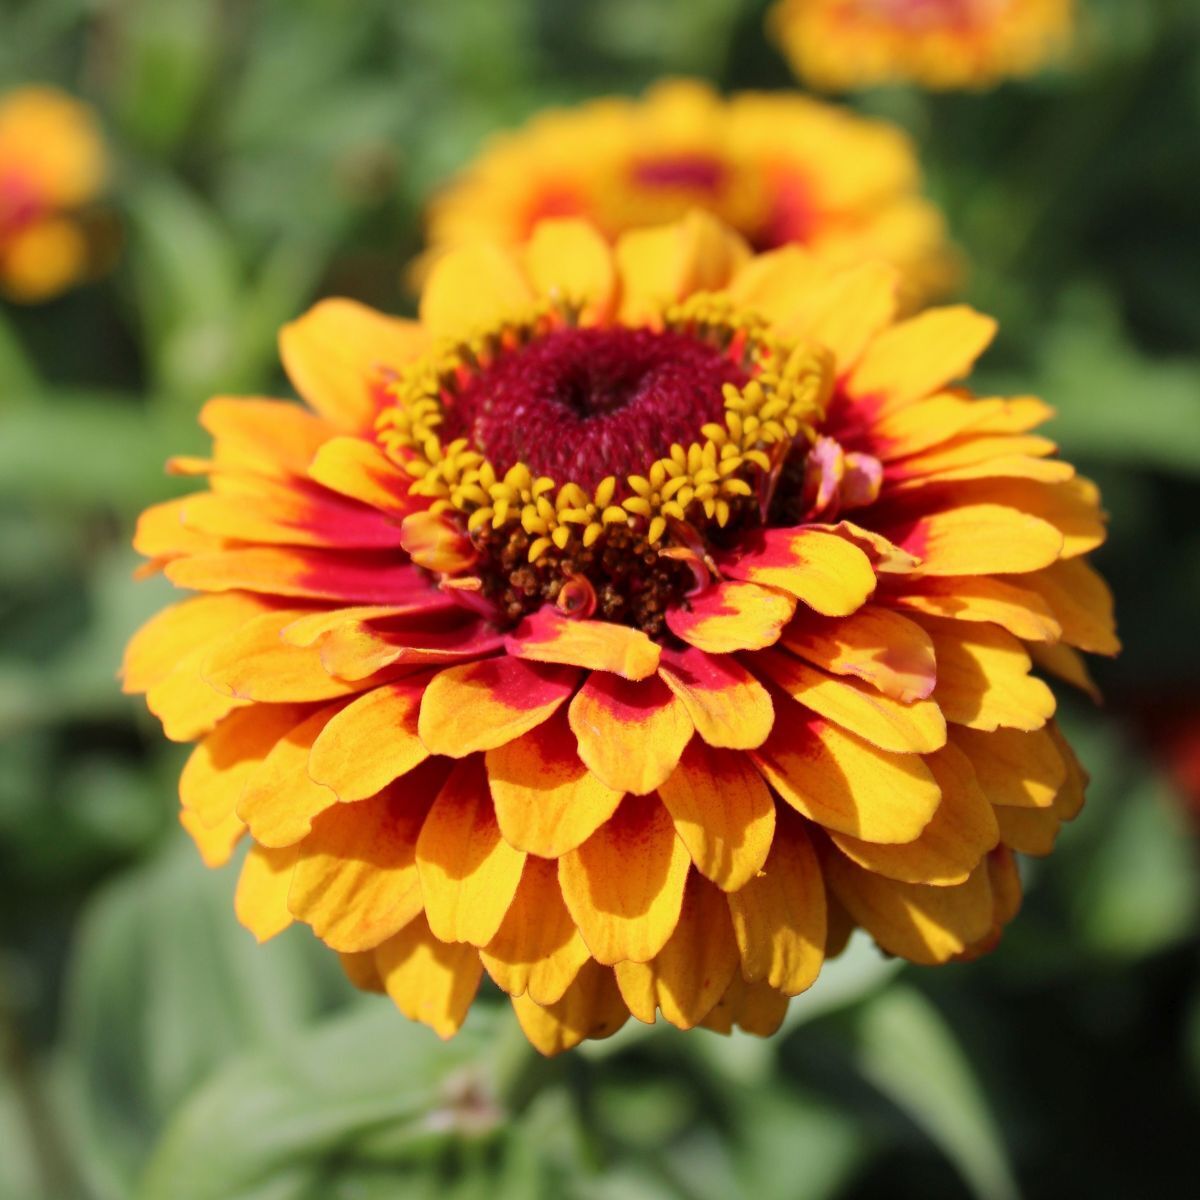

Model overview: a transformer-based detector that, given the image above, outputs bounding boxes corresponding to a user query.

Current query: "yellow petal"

[234,843,299,943]
[289,769,440,951]
[780,605,936,703]
[236,704,343,847]
[658,739,776,892]
[480,856,591,1005]
[848,306,997,409]
[665,580,796,655]
[755,650,946,754]
[658,645,775,750]
[726,814,826,996]
[512,959,629,1056]
[486,709,623,857]
[375,915,483,1040]
[615,874,740,1029]
[307,679,429,802]
[921,615,1056,732]
[419,242,533,340]
[752,707,941,843]
[830,742,999,886]
[521,219,616,322]
[826,850,996,965]
[567,672,693,796]
[558,794,690,966]
[890,575,1062,642]
[279,298,425,430]
[415,758,527,947]
[1017,559,1119,655]
[507,607,660,680]
[950,726,1066,809]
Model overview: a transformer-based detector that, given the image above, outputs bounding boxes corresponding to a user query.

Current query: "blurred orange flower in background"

[423,80,956,305]
[0,85,108,303]
[769,0,1075,92]
[124,212,1116,1054]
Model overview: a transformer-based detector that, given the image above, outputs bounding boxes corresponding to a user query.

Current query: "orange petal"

[657,645,774,750]
[755,650,946,754]
[486,709,623,857]
[317,619,504,682]
[793,260,901,371]
[419,242,534,340]
[657,739,775,892]
[123,592,267,695]
[1029,641,1100,703]
[180,805,244,867]
[665,580,796,654]
[994,804,1062,856]
[568,672,693,795]
[339,950,385,994]
[558,794,690,965]
[848,306,997,410]
[781,605,936,703]
[700,972,789,1037]
[236,703,344,847]
[869,392,1010,460]
[307,679,429,803]
[480,856,590,1005]
[146,654,248,743]
[375,914,483,1040]
[418,657,577,757]
[512,959,629,1056]
[752,707,941,843]
[945,478,1106,559]
[202,607,404,704]
[234,843,299,943]
[1016,559,1119,655]
[886,504,1063,577]
[723,528,876,617]
[133,497,227,560]
[507,607,660,681]
[829,742,999,885]
[200,396,335,477]
[307,435,412,515]
[921,615,1056,732]
[616,210,749,323]
[950,726,1066,809]
[289,773,439,951]
[166,547,442,606]
[726,814,826,996]
[416,758,527,947]
[521,219,616,323]
[890,576,1062,642]
[825,849,996,965]
[279,298,425,431]
[1047,721,1088,821]
[615,873,740,1028]
[398,511,477,573]
[180,704,310,829]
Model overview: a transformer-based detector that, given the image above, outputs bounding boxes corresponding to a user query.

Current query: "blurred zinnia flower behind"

[769,0,1074,92]
[422,80,956,304]
[124,213,1116,1054]
[0,85,107,303]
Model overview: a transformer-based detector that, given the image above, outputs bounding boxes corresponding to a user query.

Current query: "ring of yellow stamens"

[376,295,833,574]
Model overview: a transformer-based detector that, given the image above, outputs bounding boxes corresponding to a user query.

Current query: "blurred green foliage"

[1,0,1199,1197]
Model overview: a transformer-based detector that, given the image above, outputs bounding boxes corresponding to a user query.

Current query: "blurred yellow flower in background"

[124,212,1115,1054]
[422,80,957,304]
[769,0,1074,92]
[0,85,107,303]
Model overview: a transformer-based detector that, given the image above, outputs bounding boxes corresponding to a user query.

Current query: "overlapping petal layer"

[125,213,1115,1053]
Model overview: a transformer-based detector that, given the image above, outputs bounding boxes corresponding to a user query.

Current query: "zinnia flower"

[124,213,1116,1053]
[422,80,955,305]
[769,0,1074,92]
[0,86,107,303]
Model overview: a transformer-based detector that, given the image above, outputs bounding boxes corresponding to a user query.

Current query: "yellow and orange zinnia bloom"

[423,80,955,305]
[0,86,107,303]
[124,213,1116,1053]
[770,0,1074,92]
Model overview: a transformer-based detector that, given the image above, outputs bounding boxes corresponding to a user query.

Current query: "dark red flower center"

[440,326,748,489]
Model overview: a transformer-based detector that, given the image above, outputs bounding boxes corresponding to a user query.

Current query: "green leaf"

[136,1001,510,1200]
[54,837,352,1200]
[848,986,1020,1200]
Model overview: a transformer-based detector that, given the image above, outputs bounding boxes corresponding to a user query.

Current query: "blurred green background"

[2,0,1199,1197]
